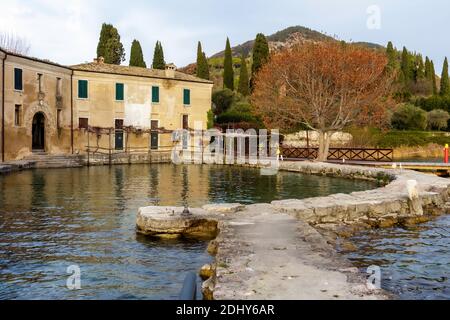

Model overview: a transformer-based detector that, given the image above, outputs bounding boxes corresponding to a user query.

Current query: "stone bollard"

[406,180,423,216]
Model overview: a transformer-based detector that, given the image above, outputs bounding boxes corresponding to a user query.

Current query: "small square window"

[79,118,89,129]
[115,119,124,130]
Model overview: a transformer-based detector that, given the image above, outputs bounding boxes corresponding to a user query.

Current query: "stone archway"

[24,104,56,154]
[32,112,46,151]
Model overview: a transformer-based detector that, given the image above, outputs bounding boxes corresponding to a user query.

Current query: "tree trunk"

[316,131,331,162]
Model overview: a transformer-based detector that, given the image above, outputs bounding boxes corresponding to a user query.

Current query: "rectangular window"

[151,120,159,150]
[78,80,88,99]
[115,119,124,130]
[152,86,160,103]
[57,110,62,129]
[183,89,191,105]
[37,73,43,92]
[116,83,124,101]
[56,77,62,96]
[182,115,189,151]
[182,115,189,130]
[115,119,124,151]
[14,68,23,91]
[14,105,21,126]
[79,118,89,129]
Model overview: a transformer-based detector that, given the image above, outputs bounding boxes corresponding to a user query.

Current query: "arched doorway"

[32,112,45,151]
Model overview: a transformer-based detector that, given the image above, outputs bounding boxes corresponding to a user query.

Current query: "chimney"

[165,63,176,78]
[94,57,105,64]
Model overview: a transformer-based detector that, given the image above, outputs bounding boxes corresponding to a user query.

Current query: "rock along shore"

[135,161,450,300]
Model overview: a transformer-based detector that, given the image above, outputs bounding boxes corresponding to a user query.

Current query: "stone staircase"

[23,153,85,169]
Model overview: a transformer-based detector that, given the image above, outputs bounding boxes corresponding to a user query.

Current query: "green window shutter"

[78,80,88,99]
[14,68,23,91]
[152,86,160,103]
[116,83,124,101]
[183,89,191,105]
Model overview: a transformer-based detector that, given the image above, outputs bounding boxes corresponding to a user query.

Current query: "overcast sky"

[1,0,449,73]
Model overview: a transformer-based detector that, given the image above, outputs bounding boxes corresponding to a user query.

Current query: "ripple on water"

[341,215,450,300]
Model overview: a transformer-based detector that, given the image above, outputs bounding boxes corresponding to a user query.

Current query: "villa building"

[0,49,213,162]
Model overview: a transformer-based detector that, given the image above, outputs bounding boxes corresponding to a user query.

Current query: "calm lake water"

[342,215,450,300]
[396,157,443,163]
[0,164,376,300]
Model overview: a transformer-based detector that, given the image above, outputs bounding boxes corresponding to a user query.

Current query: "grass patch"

[346,127,450,148]
[377,131,450,148]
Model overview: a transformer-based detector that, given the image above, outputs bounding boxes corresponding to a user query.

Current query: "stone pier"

[136,161,450,300]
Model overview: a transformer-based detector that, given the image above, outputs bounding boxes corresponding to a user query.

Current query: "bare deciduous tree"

[0,32,30,55]
[252,41,394,161]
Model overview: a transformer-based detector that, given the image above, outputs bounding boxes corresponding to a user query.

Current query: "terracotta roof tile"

[71,62,213,84]
[0,47,70,69]
[0,47,212,84]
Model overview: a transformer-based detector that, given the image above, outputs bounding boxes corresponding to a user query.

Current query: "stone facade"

[0,51,73,161]
[0,49,213,162]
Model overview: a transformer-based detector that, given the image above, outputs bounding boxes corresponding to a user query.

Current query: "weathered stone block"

[136,207,219,239]
[200,263,216,281]
[203,203,245,214]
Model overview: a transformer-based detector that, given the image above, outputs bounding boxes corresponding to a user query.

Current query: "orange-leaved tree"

[251,41,394,161]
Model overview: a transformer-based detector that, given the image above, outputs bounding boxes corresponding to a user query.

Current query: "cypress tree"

[415,54,425,81]
[97,23,111,59]
[223,38,234,90]
[440,57,449,96]
[96,23,125,65]
[196,42,210,80]
[425,57,431,79]
[152,41,166,70]
[129,40,146,68]
[197,42,204,77]
[202,52,210,80]
[251,33,270,78]
[425,57,437,96]
[238,52,250,96]
[386,41,397,73]
[431,60,438,95]
[401,47,411,83]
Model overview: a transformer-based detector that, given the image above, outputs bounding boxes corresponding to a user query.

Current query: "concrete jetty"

[136,161,450,300]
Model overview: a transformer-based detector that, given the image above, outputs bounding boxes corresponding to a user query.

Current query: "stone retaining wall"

[84,152,172,166]
[271,161,449,229]
[0,152,173,174]
[0,161,36,174]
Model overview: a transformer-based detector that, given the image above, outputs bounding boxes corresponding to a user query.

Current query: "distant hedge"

[216,111,259,124]
[346,127,450,148]
[377,131,450,148]
[415,96,450,112]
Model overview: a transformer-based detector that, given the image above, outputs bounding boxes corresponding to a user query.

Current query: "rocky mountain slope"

[180,25,383,88]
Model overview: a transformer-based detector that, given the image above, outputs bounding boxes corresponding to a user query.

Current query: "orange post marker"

[445,144,449,164]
